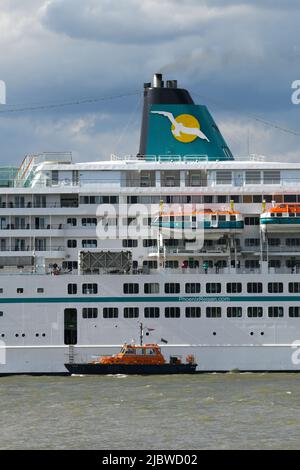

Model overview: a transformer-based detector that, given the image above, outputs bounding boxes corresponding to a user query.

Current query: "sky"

[0,0,299,165]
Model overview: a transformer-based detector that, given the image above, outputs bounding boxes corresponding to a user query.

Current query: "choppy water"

[0,373,300,449]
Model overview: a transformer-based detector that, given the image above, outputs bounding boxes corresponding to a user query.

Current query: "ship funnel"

[138,73,234,161]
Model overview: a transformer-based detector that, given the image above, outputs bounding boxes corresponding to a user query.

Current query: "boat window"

[289,213,296,217]
[230,215,236,221]
[165,283,180,294]
[247,307,263,318]
[103,308,118,318]
[206,283,221,294]
[165,307,180,318]
[227,307,242,318]
[206,307,221,318]
[82,308,98,319]
[226,283,242,294]
[185,307,201,318]
[82,283,98,294]
[218,215,226,222]
[245,217,259,226]
[125,348,136,355]
[145,348,155,355]
[289,307,300,318]
[144,307,160,318]
[276,213,282,217]
[268,307,284,318]
[247,283,263,293]
[185,283,201,294]
[268,282,283,293]
[123,307,139,318]
[270,213,275,217]
[123,283,139,294]
[144,283,159,294]
[162,217,169,223]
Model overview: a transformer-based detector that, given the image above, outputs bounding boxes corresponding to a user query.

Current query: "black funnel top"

[138,74,194,156]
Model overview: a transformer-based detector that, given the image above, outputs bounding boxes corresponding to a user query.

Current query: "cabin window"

[82,308,98,319]
[268,260,281,268]
[268,283,283,293]
[185,307,201,318]
[216,171,232,184]
[144,283,159,294]
[245,260,260,269]
[143,260,158,270]
[245,171,261,184]
[289,307,300,318]
[37,288,44,294]
[0,311,3,317]
[82,283,98,294]
[206,283,221,294]
[218,215,226,222]
[124,307,139,318]
[247,283,263,293]
[144,307,160,318]
[268,238,280,246]
[185,283,201,294]
[268,307,284,318]
[286,238,300,246]
[82,240,97,248]
[82,218,97,226]
[67,218,77,226]
[247,307,263,318]
[143,239,157,247]
[164,283,180,294]
[123,239,138,248]
[17,288,23,294]
[253,195,262,203]
[123,283,139,294]
[245,238,260,247]
[263,171,280,184]
[0,288,3,294]
[67,283,77,294]
[165,307,180,318]
[165,260,179,269]
[103,308,118,318]
[284,195,297,203]
[226,283,242,294]
[230,215,236,222]
[67,240,77,248]
[206,307,221,318]
[289,283,300,293]
[227,307,242,318]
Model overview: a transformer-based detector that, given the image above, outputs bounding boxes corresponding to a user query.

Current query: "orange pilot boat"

[65,324,197,375]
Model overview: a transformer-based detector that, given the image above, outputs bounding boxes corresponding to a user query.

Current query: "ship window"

[82,218,97,226]
[276,213,282,218]
[17,288,23,294]
[216,171,232,185]
[284,194,297,203]
[253,195,262,203]
[226,283,242,294]
[123,239,138,248]
[206,283,221,294]
[144,283,159,294]
[289,307,300,318]
[247,307,263,318]
[243,195,252,203]
[245,171,261,184]
[206,307,221,318]
[268,238,280,246]
[123,283,139,294]
[268,260,281,268]
[227,307,242,318]
[165,307,180,318]
[204,195,213,204]
[245,238,260,247]
[245,217,260,226]
[230,215,236,221]
[165,260,179,269]
[67,218,77,226]
[82,240,97,248]
[263,171,280,184]
[247,283,263,293]
[0,288,3,293]
[185,307,201,318]
[67,240,77,248]
[143,239,157,247]
[185,283,201,294]
[286,238,300,246]
[164,283,180,294]
[82,308,98,319]
[230,195,240,203]
[82,283,98,294]
[245,260,260,269]
[143,260,158,270]
[103,308,118,318]
[0,311,3,317]
[268,283,283,293]
[289,283,300,293]
[62,261,78,271]
[263,195,273,202]
[37,288,44,294]
[124,307,139,318]
[218,215,226,222]
[144,307,160,318]
[217,195,227,203]
[68,283,77,295]
[268,307,284,318]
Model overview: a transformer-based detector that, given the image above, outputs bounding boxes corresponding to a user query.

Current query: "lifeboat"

[65,324,197,375]
[260,204,300,233]
[152,209,244,240]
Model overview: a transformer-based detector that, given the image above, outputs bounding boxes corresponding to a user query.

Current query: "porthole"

[35,333,39,337]
[22,334,25,337]
[250,332,254,336]
[213,331,216,336]
[15,333,19,337]
[42,333,46,337]
[1,333,5,338]
[260,332,264,336]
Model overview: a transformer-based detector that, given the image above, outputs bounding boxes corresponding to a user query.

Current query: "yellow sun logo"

[171,114,200,143]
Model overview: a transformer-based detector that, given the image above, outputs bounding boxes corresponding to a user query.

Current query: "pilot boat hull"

[64,362,197,375]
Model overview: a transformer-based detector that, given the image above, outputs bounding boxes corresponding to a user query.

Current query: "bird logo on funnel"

[151,111,209,143]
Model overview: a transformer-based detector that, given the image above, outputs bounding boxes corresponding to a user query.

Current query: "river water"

[0,373,299,450]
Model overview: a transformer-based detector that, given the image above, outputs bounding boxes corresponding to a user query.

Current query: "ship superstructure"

[0,74,300,373]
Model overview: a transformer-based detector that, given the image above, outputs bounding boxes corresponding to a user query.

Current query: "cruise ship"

[1,73,300,374]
